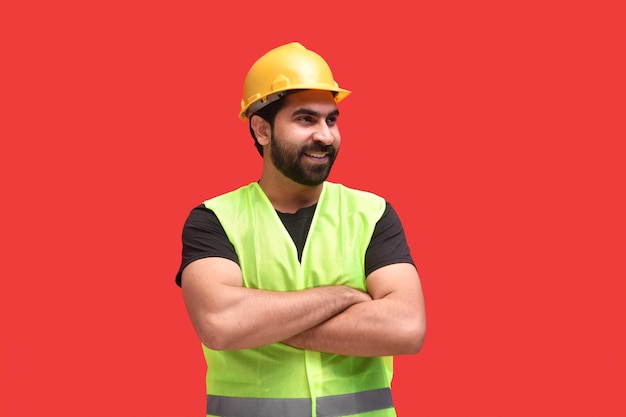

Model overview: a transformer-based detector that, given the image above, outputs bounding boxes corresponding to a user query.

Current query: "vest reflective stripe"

[317,388,394,417]
[207,388,393,417]
[207,395,311,417]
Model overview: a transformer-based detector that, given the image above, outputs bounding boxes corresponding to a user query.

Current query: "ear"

[250,115,271,146]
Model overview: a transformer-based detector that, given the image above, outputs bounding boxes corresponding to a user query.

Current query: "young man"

[176,42,426,417]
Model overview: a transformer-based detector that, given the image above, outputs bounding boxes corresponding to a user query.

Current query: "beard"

[269,131,338,186]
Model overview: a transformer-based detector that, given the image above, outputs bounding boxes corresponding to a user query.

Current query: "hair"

[248,98,284,157]
[247,90,308,156]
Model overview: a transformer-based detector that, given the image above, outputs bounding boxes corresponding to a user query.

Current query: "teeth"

[306,152,326,158]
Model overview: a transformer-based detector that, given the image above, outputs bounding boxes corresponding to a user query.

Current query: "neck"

[258,174,323,214]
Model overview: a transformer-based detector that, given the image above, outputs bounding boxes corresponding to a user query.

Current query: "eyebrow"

[292,108,340,118]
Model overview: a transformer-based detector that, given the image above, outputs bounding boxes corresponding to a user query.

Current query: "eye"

[326,116,338,126]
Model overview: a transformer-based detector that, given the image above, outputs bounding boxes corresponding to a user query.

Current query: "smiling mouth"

[304,151,328,159]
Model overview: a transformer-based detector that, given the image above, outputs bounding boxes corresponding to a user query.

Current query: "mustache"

[301,143,336,155]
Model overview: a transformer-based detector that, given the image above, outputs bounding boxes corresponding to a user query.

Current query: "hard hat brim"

[240,86,351,121]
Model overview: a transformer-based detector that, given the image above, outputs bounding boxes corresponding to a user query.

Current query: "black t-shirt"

[175,202,414,287]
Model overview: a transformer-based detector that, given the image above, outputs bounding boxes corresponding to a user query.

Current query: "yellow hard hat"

[239,42,351,121]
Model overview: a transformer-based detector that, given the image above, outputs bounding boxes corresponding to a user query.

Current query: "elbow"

[194,315,240,351]
[400,320,427,355]
[198,333,231,351]
[409,326,426,354]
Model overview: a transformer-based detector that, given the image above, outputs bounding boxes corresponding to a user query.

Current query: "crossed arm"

[181,257,426,356]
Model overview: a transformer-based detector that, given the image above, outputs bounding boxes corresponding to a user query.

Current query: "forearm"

[186,283,370,351]
[283,263,427,356]
[282,295,426,356]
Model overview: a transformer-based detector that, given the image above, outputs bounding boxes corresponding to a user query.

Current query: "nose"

[312,121,335,145]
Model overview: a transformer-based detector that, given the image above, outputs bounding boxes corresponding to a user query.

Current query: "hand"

[350,287,373,303]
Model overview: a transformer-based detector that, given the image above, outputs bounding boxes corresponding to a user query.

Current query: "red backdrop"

[1,1,624,416]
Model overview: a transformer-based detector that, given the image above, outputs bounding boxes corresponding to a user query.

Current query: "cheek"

[333,130,341,147]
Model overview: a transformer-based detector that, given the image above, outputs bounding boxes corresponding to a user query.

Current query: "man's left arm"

[282,262,426,356]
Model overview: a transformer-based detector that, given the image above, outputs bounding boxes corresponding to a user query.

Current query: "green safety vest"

[202,181,396,417]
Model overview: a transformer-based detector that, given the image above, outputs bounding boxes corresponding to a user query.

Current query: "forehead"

[281,90,338,113]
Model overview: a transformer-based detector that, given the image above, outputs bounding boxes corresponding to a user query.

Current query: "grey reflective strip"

[207,388,393,417]
[245,91,287,118]
[207,395,311,417]
[317,388,394,417]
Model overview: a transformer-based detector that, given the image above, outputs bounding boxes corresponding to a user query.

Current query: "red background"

[1,1,625,416]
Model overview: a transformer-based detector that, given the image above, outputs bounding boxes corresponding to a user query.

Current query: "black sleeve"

[364,202,415,277]
[175,204,239,287]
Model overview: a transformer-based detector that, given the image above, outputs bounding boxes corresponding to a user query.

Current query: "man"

[176,42,426,417]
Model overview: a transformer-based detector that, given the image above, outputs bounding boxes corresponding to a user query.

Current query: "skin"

[182,90,426,356]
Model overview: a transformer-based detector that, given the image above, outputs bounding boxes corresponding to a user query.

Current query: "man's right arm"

[181,257,371,351]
